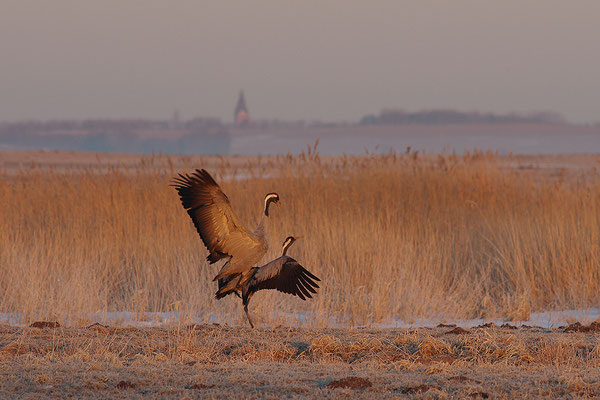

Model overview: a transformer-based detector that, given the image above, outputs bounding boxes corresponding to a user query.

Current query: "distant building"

[234,90,250,127]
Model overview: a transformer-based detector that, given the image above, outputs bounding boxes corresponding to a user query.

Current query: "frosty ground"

[1,322,599,399]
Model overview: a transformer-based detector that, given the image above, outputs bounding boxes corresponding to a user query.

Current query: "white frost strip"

[364,308,600,329]
[0,308,598,329]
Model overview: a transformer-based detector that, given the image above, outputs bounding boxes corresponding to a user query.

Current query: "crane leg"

[244,304,254,329]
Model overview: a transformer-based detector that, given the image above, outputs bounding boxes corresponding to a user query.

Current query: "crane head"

[264,192,280,216]
[281,235,301,256]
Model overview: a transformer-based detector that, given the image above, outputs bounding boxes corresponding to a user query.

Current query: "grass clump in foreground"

[0,151,599,326]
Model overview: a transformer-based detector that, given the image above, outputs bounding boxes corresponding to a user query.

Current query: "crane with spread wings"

[241,236,320,328]
[172,169,280,300]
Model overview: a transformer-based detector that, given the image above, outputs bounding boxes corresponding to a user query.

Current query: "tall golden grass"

[1,150,599,326]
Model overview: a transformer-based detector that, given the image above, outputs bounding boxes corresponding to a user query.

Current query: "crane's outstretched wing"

[248,256,320,300]
[172,169,263,264]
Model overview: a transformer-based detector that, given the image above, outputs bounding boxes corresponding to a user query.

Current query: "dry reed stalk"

[0,151,599,326]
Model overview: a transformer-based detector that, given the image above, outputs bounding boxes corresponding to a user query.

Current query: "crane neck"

[263,194,278,217]
[256,193,277,241]
[255,215,266,237]
[281,238,295,256]
[255,207,268,240]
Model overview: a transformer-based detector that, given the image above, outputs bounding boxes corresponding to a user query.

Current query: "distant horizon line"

[1,108,597,126]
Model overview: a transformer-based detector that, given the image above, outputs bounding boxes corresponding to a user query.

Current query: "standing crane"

[241,236,320,328]
[171,169,280,302]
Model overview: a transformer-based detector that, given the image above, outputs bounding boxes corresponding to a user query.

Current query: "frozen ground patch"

[365,308,600,329]
[1,308,599,329]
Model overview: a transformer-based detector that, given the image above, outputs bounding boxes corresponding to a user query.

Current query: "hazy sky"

[1,1,599,123]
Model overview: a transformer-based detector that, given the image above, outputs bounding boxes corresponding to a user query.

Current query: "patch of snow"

[363,308,600,329]
[0,313,25,326]
[1,308,598,329]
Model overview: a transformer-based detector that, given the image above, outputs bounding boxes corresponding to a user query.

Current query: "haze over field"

[3,114,600,155]
[1,1,600,124]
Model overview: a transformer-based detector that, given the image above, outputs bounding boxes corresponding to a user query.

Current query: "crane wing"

[172,169,263,264]
[249,256,320,300]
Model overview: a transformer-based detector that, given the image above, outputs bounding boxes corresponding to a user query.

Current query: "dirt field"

[1,323,599,399]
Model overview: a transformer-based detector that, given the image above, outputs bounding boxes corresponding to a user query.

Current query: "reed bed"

[0,150,599,326]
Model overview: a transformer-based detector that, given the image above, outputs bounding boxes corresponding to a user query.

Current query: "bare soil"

[1,323,599,399]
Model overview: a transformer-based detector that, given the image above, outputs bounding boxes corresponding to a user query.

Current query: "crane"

[172,169,280,300]
[240,236,320,328]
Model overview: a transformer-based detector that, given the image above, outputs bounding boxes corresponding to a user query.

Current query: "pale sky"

[1,1,599,123]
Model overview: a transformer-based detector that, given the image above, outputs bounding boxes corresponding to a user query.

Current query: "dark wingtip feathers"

[292,266,320,301]
[215,291,228,300]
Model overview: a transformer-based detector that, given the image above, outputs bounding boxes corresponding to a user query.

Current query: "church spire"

[234,90,250,127]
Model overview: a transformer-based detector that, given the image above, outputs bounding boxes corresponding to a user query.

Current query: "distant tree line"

[359,109,566,125]
[0,118,230,154]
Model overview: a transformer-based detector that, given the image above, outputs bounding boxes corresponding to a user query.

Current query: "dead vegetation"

[1,150,600,327]
[1,151,599,398]
[0,324,599,398]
